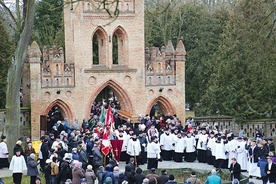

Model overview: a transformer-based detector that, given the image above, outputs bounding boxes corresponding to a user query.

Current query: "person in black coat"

[124,165,135,184]
[58,161,72,183]
[229,158,241,181]
[265,156,276,183]
[157,169,169,184]
[133,167,145,184]
[268,138,275,152]
[40,139,49,172]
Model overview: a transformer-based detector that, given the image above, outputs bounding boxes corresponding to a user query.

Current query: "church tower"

[27,0,186,140]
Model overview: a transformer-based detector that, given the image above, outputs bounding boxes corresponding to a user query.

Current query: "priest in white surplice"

[213,137,227,169]
[206,131,216,165]
[184,131,196,162]
[160,129,174,160]
[118,130,129,162]
[173,132,185,162]
[236,137,248,170]
[196,128,208,163]
[147,136,161,169]
[227,136,238,168]
[127,134,141,164]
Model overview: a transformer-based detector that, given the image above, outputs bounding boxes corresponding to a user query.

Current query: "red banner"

[101,139,111,156]
[101,106,114,156]
[111,139,124,161]
[105,106,114,127]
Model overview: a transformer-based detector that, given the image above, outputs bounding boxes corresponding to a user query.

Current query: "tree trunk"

[4,0,35,155]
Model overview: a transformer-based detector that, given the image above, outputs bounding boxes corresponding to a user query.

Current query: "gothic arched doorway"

[87,79,134,119]
[43,99,73,132]
[146,95,176,118]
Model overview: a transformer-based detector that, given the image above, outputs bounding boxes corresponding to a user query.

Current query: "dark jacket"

[257,147,268,159]
[125,165,135,184]
[97,167,104,184]
[265,162,276,183]
[269,143,275,152]
[248,146,259,163]
[78,149,88,164]
[165,180,178,184]
[103,165,115,184]
[58,161,72,182]
[229,162,241,181]
[27,157,39,176]
[40,142,49,160]
[134,173,145,184]
[157,174,169,184]
[92,147,103,166]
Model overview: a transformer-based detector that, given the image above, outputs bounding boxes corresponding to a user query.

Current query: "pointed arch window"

[112,26,128,66]
[92,27,108,66]
[112,34,118,64]
[92,34,99,65]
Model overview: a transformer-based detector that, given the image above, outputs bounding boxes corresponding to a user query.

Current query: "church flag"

[110,139,123,161]
[99,105,106,123]
[101,139,111,156]
[105,105,114,127]
[101,105,114,156]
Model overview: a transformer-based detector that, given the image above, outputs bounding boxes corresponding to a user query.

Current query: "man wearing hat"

[186,171,201,184]
[9,148,27,184]
[157,169,169,184]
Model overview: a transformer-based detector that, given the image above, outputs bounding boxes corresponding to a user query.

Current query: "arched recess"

[112,26,128,66]
[146,95,176,117]
[92,27,108,66]
[43,99,74,124]
[86,79,134,117]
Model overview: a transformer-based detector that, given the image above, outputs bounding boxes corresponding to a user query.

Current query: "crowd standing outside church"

[1,100,275,183]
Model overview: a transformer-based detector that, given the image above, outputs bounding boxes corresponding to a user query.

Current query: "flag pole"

[104,155,106,168]
[133,145,137,168]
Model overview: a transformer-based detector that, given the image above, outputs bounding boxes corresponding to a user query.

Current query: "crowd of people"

[0,101,276,184]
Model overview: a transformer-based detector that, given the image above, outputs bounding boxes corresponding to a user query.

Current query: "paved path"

[0,161,261,184]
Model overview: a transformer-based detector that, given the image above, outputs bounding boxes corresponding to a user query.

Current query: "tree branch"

[0,0,17,25]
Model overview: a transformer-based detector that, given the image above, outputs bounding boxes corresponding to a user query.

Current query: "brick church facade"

[23,0,186,140]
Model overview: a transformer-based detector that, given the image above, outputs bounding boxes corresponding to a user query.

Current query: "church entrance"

[147,96,176,118]
[87,79,134,122]
[150,103,162,118]
[42,99,73,134]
